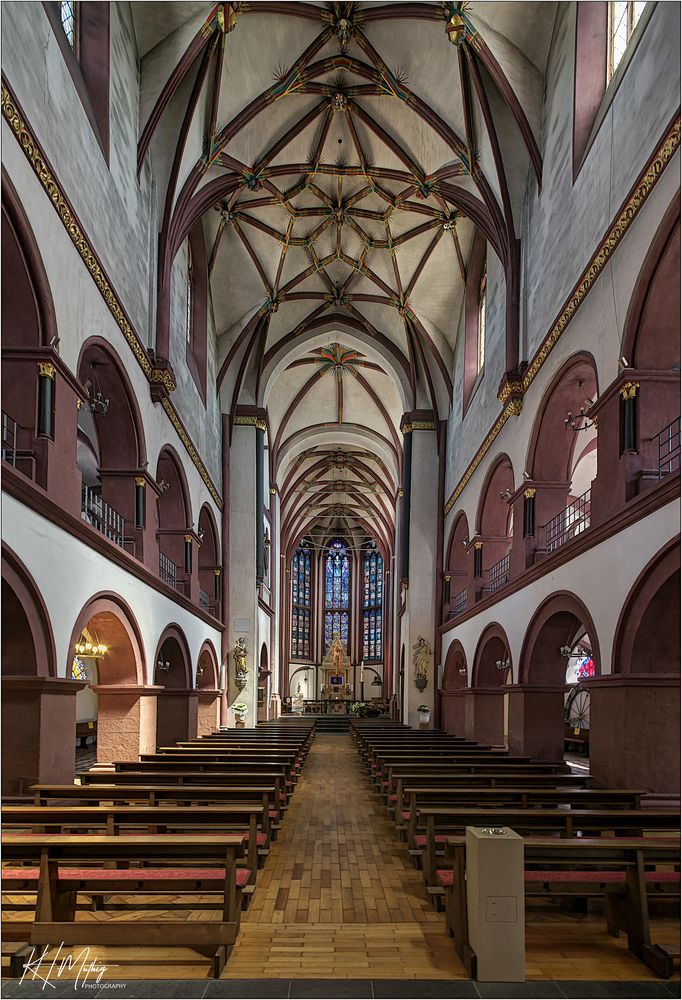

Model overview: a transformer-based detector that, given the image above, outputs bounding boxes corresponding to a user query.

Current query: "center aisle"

[223,733,466,980]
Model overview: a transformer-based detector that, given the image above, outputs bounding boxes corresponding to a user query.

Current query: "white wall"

[2,493,222,684]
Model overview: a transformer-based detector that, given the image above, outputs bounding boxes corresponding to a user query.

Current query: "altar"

[319,634,353,703]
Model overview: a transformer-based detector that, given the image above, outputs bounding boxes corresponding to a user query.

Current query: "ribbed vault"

[134,0,556,544]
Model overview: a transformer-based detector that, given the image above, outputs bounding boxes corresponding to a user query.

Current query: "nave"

[3,719,679,991]
[1,0,680,995]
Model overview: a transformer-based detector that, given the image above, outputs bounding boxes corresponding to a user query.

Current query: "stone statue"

[413,635,431,692]
[233,636,248,691]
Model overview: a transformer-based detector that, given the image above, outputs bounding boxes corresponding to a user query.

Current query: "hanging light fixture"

[564,379,595,433]
[85,363,110,416]
[74,634,108,658]
[156,657,171,673]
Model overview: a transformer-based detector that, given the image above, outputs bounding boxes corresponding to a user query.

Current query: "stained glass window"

[477,266,486,374]
[324,538,350,650]
[362,543,383,661]
[71,657,88,681]
[291,545,312,659]
[186,242,194,345]
[608,2,646,81]
[60,1,77,50]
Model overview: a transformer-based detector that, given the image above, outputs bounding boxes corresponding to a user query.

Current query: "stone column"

[2,676,86,795]
[227,411,265,728]
[505,684,566,761]
[197,688,221,736]
[92,685,160,762]
[586,674,680,793]
[464,688,505,746]
[440,688,467,736]
[400,414,439,727]
[156,688,199,746]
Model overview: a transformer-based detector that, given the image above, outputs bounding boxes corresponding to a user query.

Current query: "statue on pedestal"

[233,637,248,692]
[413,635,431,693]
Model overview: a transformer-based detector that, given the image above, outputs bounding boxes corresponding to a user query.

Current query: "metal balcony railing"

[159,551,179,589]
[451,588,467,616]
[487,552,510,592]
[199,586,213,612]
[653,417,680,478]
[542,489,591,553]
[2,411,19,466]
[81,484,125,548]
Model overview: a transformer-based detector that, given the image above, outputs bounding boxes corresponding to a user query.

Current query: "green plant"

[417,705,430,713]
[232,702,248,714]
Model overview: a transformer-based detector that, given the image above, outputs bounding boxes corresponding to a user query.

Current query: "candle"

[360,661,364,682]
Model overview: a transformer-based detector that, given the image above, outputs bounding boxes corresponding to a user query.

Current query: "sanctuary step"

[307,714,351,732]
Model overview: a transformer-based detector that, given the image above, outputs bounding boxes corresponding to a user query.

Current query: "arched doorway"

[1,178,59,488]
[613,541,680,675]
[440,640,467,736]
[258,643,270,722]
[518,592,599,762]
[525,353,599,556]
[591,541,681,793]
[443,512,470,620]
[469,624,511,745]
[475,455,514,595]
[1,547,63,793]
[398,644,405,722]
[198,504,221,617]
[156,446,193,595]
[67,593,147,764]
[153,624,195,746]
[77,339,147,556]
[196,640,221,736]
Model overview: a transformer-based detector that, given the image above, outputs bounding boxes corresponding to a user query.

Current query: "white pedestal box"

[465,826,525,982]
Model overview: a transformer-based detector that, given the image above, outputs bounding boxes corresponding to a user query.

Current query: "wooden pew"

[4,803,268,875]
[112,758,295,787]
[376,759,569,797]
[389,771,593,814]
[2,833,247,977]
[438,836,681,979]
[378,760,576,801]
[363,743,493,770]
[32,781,278,808]
[418,806,681,890]
[78,769,292,802]
[399,786,646,848]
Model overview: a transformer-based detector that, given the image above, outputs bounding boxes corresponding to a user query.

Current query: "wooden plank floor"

[4,735,679,981]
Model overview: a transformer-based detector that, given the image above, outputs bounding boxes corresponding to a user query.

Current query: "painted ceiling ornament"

[318,343,361,377]
[335,17,352,50]
[332,92,348,112]
[442,2,471,46]
[442,213,458,232]
[217,3,240,34]
[242,170,263,191]
[415,179,436,200]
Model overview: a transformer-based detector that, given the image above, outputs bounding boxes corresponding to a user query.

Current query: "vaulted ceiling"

[134,1,556,550]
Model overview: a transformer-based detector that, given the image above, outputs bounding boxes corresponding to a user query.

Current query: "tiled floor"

[2,978,680,998]
[4,735,680,987]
